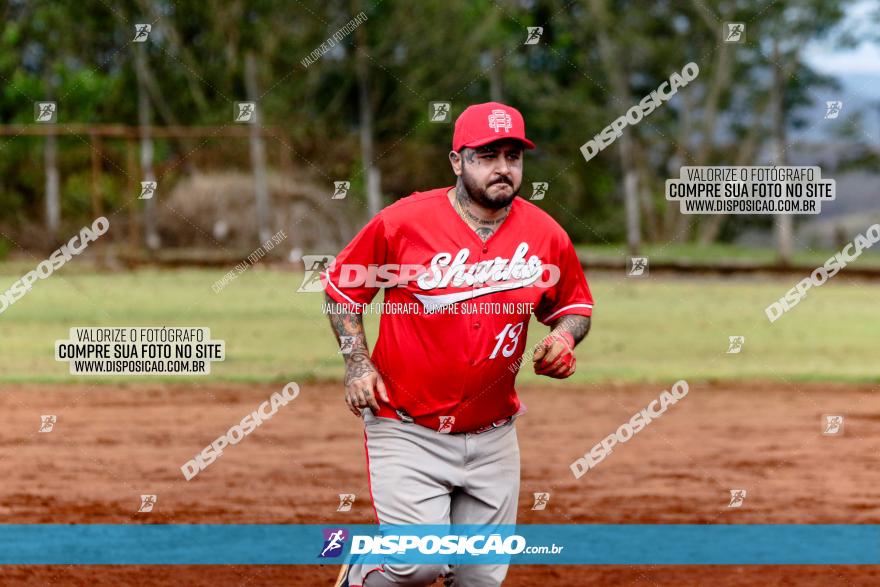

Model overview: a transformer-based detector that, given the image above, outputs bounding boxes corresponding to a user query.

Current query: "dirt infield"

[1,380,879,585]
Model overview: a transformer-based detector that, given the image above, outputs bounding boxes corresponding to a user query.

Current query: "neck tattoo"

[453,185,511,243]
[455,197,508,226]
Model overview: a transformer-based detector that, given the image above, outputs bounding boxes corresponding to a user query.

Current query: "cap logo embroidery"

[488,109,512,133]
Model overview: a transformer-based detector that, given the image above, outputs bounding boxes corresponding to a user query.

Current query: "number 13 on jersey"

[489,321,525,359]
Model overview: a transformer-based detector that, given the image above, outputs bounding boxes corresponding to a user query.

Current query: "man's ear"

[449,150,463,177]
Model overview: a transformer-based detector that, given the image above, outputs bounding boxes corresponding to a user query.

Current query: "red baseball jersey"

[322,186,593,433]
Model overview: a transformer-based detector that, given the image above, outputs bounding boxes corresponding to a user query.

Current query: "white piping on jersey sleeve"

[543,303,593,322]
[322,269,360,307]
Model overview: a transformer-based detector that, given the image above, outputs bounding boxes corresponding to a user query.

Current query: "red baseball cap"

[452,102,536,152]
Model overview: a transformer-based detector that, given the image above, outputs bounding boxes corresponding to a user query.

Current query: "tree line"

[0,0,869,256]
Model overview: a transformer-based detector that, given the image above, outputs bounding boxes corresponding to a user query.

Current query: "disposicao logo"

[319,528,349,558]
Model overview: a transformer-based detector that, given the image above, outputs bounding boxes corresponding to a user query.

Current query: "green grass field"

[575,242,880,268]
[0,261,877,385]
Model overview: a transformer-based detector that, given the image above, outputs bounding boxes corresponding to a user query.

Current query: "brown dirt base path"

[0,380,878,585]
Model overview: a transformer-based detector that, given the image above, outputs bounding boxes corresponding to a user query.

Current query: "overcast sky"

[803,0,880,76]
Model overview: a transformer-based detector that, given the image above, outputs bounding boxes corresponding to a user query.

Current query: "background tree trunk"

[135,44,160,250]
[355,0,381,218]
[44,130,60,239]
[43,79,60,240]
[771,38,792,265]
[488,47,504,102]
[588,0,640,254]
[245,51,272,245]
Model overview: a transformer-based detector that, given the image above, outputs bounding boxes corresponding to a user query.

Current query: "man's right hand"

[343,354,390,416]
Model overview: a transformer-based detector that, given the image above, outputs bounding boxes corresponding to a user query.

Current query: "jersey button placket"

[471,249,483,340]
[468,247,484,381]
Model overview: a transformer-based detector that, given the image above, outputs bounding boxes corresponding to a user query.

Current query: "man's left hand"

[532,330,576,378]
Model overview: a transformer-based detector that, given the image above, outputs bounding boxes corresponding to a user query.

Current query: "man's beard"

[460,168,519,210]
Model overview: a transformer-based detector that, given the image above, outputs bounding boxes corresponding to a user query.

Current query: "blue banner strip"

[0,525,876,565]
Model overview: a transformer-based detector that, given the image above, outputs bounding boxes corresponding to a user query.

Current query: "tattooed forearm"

[343,351,375,384]
[551,315,591,346]
[326,291,371,362]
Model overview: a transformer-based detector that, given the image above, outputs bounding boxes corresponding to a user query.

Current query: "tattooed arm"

[532,315,591,379]
[550,314,591,346]
[325,291,389,416]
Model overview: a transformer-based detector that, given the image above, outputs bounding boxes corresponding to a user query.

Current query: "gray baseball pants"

[348,409,520,587]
